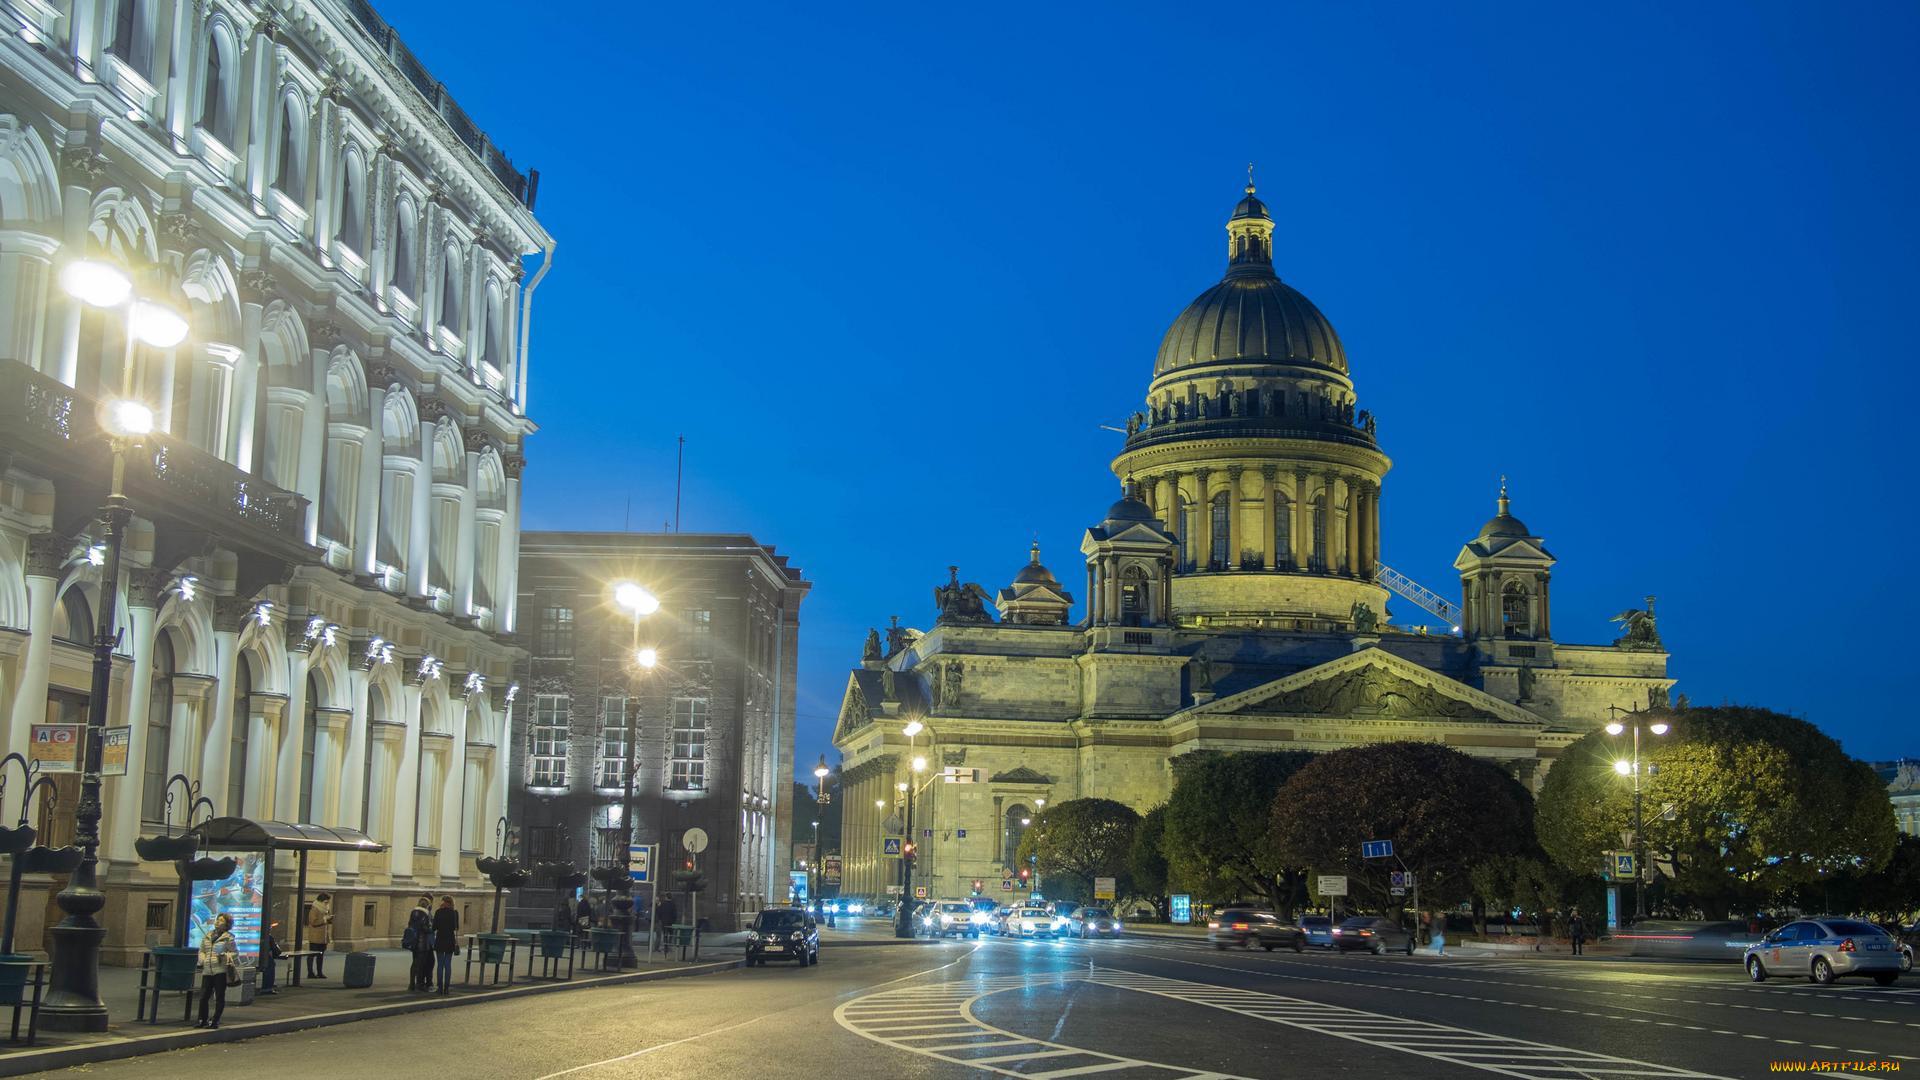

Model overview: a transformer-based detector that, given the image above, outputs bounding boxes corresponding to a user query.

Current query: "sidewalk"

[0,933,746,1076]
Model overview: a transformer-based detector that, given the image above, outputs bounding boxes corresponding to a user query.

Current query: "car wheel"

[1371,941,1386,956]
[1903,948,1913,973]
[1872,971,1896,986]
[1811,957,1835,985]
[1263,942,1275,952]
[1214,943,1227,951]
[1747,957,1767,982]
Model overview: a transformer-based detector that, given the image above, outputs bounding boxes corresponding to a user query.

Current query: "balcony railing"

[0,359,312,555]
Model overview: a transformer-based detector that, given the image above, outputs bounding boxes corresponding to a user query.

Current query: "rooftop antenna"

[674,435,685,533]
[624,493,632,532]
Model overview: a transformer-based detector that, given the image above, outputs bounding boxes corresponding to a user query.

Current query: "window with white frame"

[530,695,569,789]
[668,697,708,792]
[687,609,713,661]
[272,93,305,203]
[337,148,367,254]
[598,695,629,789]
[108,0,154,79]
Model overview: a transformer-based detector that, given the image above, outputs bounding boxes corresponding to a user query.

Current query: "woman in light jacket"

[195,913,238,1029]
[305,892,333,978]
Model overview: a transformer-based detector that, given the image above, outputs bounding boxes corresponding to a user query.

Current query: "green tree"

[1163,750,1315,912]
[1015,798,1140,904]
[1534,705,1898,918]
[1130,805,1170,913]
[1269,741,1537,914]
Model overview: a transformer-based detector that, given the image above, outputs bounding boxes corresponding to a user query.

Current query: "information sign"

[628,843,655,883]
[27,723,82,773]
[1317,874,1349,897]
[101,726,131,777]
[1093,876,1116,900]
[822,855,842,884]
[1361,840,1394,859]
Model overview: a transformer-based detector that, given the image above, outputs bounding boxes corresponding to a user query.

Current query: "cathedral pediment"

[1190,647,1542,726]
[989,766,1053,785]
[831,675,874,743]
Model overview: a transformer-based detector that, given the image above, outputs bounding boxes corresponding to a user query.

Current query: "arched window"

[1209,492,1230,570]
[198,29,235,144]
[53,587,93,645]
[298,673,320,821]
[1120,565,1149,626]
[1274,495,1293,569]
[109,0,154,79]
[1501,582,1532,638]
[1174,493,1195,572]
[439,247,463,333]
[227,659,251,816]
[362,684,385,833]
[141,633,176,822]
[392,201,417,297]
[336,150,366,254]
[1309,494,1328,572]
[479,288,503,368]
[273,95,305,203]
[1002,804,1032,868]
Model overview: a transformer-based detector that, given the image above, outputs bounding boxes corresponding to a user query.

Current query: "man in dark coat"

[654,895,679,955]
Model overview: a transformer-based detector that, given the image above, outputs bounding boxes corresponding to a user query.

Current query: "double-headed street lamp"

[1606,708,1671,921]
[44,259,187,1032]
[812,754,831,912]
[892,724,929,939]
[611,581,660,966]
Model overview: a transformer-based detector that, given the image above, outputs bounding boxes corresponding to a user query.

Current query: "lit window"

[669,697,708,791]
[597,696,630,789]
[530,695,569,788]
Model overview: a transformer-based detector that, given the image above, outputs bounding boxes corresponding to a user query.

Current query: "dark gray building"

[508,533,807,929]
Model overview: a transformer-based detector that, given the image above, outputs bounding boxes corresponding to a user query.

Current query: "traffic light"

[1018,867,1030,881]
[972,879,983,892]
[903,843,916,859]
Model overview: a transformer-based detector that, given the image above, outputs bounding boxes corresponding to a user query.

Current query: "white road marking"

[833,973,1249,1079]
[1088,969,1730,1080]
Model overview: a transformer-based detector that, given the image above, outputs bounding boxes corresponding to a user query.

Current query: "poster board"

[189,851,266,954]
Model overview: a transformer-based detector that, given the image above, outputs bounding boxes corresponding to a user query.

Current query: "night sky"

[373,1,1917,768]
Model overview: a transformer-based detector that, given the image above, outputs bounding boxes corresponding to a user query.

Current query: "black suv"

[746,906,819,967]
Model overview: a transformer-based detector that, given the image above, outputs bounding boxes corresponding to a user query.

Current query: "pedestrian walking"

[195,913,239,1029]
[1432,922,1447,956]
[432,894,460,993]
[1570,910,1588,956]
[405,897,436,990]
[305,892,332,978]
[654,894,679,954]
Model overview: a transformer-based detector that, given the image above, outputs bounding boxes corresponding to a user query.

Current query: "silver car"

[1744,918,1902,985]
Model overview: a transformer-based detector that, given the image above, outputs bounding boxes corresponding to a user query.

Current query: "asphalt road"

[59,919,1920,1079]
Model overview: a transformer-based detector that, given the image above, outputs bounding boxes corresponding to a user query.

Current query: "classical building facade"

[507,533,808,931]
[832,184,1674,903]
[0,0,549,958]
[1876,761,1920,837]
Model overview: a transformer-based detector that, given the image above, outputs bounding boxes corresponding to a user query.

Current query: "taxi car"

[1744,918,1901,985]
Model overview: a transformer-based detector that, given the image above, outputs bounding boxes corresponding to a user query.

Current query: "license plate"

[764,944,784,951]
[1866,943,1886,951]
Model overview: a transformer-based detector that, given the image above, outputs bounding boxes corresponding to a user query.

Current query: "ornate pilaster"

[25,532,73,578]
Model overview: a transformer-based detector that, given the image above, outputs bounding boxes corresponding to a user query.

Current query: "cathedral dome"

[1014,542,1060,586]
[1153,276,1346,377]
[1102,495,1157,524]
[1153,181,1346,377]
[1478,482,1531,538]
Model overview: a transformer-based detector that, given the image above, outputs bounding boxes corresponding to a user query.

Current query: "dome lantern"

[1226,169,1275,277]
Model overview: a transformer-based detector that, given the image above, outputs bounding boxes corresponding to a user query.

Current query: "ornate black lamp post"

[476,817,530,932]
[0,755,76,959]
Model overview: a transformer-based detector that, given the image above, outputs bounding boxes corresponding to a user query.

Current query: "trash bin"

[342,951,377,989]
[0,954,31,1005]
[587,927,621,961]
[151,946,199,991]
[537,930,570,959]
[236,964,258,1006]
[477,933,512,964]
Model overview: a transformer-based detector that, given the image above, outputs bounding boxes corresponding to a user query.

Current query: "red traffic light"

[1018,867,1030,880]
[903,843,916,856]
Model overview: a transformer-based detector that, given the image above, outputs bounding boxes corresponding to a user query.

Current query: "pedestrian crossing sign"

[1613,852,1635,878]
[882,836,904,858]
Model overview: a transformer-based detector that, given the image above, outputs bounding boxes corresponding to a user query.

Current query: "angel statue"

[933,566,994,624]
[1611,598,1663,650]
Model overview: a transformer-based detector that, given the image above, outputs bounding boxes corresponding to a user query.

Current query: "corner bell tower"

[1454,479,1556,665]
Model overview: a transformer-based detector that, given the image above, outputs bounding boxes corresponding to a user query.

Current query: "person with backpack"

[405,897,435,991]
[195,913,239,1029]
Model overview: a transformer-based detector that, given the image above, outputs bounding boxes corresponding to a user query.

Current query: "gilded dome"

[1153,183,1346,377]
[1153,276,1346,377]
[1013,542,1060,586]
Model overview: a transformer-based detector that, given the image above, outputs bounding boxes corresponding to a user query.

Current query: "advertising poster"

[1170,894,1192,925]
[189,851,266,953]
[26,723,83,773]
[788,870,809,902]
[100,726,131,777]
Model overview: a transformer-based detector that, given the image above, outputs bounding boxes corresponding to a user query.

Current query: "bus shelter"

[190,818,386,977]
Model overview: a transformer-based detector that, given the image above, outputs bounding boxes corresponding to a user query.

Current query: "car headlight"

[1113,921,1122,930]
[747,931,760,942]
[1021,920,1035,931]
[790,931,805,941]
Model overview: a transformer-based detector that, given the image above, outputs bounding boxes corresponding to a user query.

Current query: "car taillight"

[1358,930,1373,936]
[1207,921,1220,929]
[1839,938,1856,953]
[1231,923,1250,931]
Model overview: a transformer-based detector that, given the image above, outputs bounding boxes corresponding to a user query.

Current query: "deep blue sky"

[376,0,1916,768]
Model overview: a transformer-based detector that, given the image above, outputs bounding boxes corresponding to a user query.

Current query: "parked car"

[1009,905,1065,938]
[1300,915,1334,949]
[1745,919,1902,985]
[745,906,819,966]
[1208,909,1305,952]
[1067,907,1122,939]
[1333,916,1414,955]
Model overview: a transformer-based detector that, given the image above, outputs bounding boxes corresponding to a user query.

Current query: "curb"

[0,957,738,1076]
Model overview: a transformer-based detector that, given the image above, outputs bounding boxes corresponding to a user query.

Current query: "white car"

[926,900,985,938]
[1010,905,1067,938]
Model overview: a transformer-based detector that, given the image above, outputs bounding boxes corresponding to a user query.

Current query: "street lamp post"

[612,582,659,966]
[1606,708,1671,922]
[812,753,831,922]
[43,259,186,1032]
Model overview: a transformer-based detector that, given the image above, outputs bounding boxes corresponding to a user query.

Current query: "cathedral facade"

[831,184,1674,904]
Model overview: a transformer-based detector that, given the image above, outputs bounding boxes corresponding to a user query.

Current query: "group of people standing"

[406,894,462,992]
